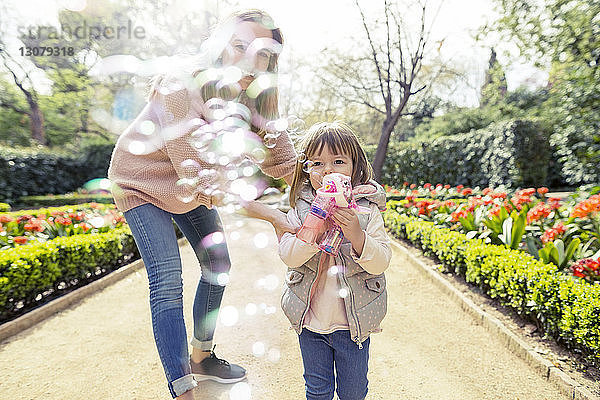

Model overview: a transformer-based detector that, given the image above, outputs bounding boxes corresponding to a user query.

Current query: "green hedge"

[17,193,114,208]
[0,143,114,204]
[1,202,114,218]
[367,119,550,189]
[384,208,600,366]
[0,226,138,322]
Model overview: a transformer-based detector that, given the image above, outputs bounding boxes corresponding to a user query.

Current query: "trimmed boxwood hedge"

[0,143,115,204]
[383,207,600,366]
[367,119,551,189]
[0,226,138,322]
[16,193,114,208]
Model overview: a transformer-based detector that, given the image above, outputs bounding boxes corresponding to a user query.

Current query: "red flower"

[456,184,464,190]
[24,221,44,232]
[571,194,600,219]
[488,204,502,218]
[55,217,72,226]
[547,197,562,210]
[17,215,33,223]
[461,188,473,196]
[423,183,432,189]
[403,181,409,187]
[537,187,549,195]
[527,203,551,223]
[444,184,450,189]
[541,222,567,244]
[0,215,14,223]
[451,209,469,222]
[13,236,28,245]
[570,258,600,282]
[482,188,492,196]
[409,184,416,189]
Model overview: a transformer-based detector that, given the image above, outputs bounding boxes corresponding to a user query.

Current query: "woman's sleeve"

[257,130,297,179]
[153,87,206,180]
[278,208,320,268]
[350,203,392,275]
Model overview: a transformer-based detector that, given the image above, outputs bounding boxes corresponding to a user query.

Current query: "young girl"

[277,121,391,400]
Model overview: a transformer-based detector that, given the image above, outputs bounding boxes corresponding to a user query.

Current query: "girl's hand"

[331,207,365,255]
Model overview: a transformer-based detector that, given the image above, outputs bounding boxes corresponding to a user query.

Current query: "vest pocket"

[365,275,386,293]
[285,270,304,285]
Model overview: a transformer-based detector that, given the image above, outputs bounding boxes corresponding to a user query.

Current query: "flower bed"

[0,226,138,322]
[383,184,600,366]
[0,203,125,249]
[385,183,600,282]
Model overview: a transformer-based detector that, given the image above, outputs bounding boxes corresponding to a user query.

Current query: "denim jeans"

[298,329,370,400]
[124,203,232,398]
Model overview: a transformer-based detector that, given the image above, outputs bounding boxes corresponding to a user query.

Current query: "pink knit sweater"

[108,81,297,214]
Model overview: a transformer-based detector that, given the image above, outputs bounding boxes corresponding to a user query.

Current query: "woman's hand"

[331,207,365,256]
[272,211,298,239]
[352,184,377,196]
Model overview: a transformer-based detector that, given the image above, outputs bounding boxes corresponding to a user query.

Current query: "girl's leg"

[298,329,335,400]
[332,331,370,400]
[124,204,196,399]
[172,205,245,383]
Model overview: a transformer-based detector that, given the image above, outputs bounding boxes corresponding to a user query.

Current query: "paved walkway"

[0,211,568,400]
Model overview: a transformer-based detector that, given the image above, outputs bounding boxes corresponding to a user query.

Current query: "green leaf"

[554,239,565,265]
[500,216,513,245]
[564,238,580,266]
[510,210,527,249]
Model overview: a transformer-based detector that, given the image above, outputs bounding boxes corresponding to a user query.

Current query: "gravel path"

[0,211,567,400]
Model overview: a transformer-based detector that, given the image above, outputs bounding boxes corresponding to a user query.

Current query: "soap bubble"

[83,178,112,194]
[229,382,251,400]
[263,133,277,149]
[219,306,239,326]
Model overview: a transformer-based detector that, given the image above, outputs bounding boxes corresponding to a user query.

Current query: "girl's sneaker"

[190,350,247,384]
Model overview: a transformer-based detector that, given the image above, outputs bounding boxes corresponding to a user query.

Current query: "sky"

[3,0,548,107]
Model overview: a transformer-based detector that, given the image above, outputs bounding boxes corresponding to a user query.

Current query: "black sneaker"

[191,349,247,384]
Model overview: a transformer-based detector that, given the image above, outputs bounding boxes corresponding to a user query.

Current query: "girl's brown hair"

[289,121,374,208]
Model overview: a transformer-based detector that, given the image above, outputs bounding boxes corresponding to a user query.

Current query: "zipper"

[298,253,324,330]
[338,252,362,349]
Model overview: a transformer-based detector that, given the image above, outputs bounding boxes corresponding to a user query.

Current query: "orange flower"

[537,187,549,195]
[0,215,14,223]
[17,215,33,223]
[13,236,28,245]
[571,194,600,219]
[527,203,551,223]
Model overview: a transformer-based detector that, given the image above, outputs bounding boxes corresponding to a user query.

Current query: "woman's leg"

[172,205,245,382]
[332,331,370,400]
[298,329,335,400]
[172,205,231,351]
[124,204,196,398]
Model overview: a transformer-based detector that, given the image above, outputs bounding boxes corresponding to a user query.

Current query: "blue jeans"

[298,329,370,400]
[124,203,232,398]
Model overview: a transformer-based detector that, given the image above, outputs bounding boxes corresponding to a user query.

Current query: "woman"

[108,10,296,399]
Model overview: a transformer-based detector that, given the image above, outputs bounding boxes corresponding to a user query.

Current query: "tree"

[480,48,507,106]
[486,0,600,185]
[0,46,47,145]
[319,0,445,180]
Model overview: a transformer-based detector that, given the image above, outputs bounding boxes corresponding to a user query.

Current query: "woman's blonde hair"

[289,121,374,208]
[149,9,283,133]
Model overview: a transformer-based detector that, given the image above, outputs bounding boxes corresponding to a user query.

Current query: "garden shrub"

[384,207,600,366]
[0,226,138,322]
[366,119,551,189]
